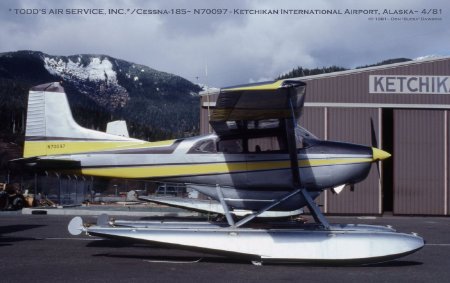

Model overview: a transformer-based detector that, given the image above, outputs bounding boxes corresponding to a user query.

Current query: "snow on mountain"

[44,56,118,83]
[43,55,129,110]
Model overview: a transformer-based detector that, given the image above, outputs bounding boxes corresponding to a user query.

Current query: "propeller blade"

[370,118,381,178]
[370,118,378,148]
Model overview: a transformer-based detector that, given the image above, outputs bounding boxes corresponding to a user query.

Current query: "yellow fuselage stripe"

[80,158,372,179]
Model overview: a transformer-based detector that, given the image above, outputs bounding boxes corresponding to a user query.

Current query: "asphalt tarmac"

[1,213,449,283]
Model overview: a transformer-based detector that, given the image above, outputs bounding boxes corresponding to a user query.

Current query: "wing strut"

[284,92,330,229]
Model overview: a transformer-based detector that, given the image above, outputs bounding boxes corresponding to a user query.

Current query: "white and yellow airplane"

[12,80,423,265]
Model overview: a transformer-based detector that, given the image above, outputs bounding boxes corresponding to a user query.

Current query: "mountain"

[0,51,202,148]
[278,66,347,79]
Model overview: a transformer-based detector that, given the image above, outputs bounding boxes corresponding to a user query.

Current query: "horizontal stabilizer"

[9,157,81,171]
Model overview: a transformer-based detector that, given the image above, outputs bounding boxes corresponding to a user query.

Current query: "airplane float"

[11,80,424,265]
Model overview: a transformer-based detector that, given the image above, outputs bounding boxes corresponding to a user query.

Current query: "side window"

[189,139,217,153]
[218,139,243,153]
[199,139,216,153]
[248,136,281,153]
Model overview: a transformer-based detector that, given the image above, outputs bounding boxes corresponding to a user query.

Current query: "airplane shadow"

[0,224,46,246]
[92,253,249,264]
[0,236,41,245]
[87,239,250,264]
[0,224,45,234]
[363,260,423,267]
[265,260,423,268]
[90,251,423,267]
[86,239,151,248]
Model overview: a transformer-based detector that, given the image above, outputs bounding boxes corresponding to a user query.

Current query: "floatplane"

[11,80,424,265]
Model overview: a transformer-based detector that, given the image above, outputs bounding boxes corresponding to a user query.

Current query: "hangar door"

[326,108,381,214]
[393,110,446,215]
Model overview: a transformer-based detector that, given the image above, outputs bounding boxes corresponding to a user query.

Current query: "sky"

[1,0,449,87]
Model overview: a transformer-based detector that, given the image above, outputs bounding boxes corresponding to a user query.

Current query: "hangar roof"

[295,56,450,81]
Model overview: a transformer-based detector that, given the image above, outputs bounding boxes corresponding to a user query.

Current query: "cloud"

[1,0,449,87]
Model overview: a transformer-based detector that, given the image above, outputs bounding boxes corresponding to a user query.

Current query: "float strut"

[216,184,235,226]
[300,189,330,229]
[234,188,302,228]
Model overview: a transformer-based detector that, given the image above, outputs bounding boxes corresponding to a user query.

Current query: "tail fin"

[106,120,129,138]
[24,82,141,157]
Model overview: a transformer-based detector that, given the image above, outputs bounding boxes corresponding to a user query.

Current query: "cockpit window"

[189,139,217,153]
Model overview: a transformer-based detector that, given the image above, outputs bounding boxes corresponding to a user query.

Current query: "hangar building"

[199,57,450,216]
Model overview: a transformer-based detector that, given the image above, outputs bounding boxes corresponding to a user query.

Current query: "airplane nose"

[372,147,391,161]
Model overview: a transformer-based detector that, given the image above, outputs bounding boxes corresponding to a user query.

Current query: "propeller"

[370,118,381,178]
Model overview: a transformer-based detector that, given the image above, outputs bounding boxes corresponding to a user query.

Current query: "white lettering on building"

[369,75,450,94]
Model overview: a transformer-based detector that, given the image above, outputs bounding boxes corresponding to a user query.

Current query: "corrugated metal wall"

[394,110,446,215]
[447,110,450,215]
[303,58,450,106]
[326,108,380,214]
[300,108,325,140]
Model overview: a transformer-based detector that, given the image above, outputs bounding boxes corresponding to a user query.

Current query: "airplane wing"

[208,79,306,135]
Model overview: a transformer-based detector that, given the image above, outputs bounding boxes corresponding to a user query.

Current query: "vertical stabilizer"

[24,82,141,157]
[26,82,79,139]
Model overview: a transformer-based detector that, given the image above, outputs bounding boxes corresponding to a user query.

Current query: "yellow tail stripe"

[23,140,175,157]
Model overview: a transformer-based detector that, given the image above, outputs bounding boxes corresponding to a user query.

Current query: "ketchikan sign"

[369,75,450,94]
